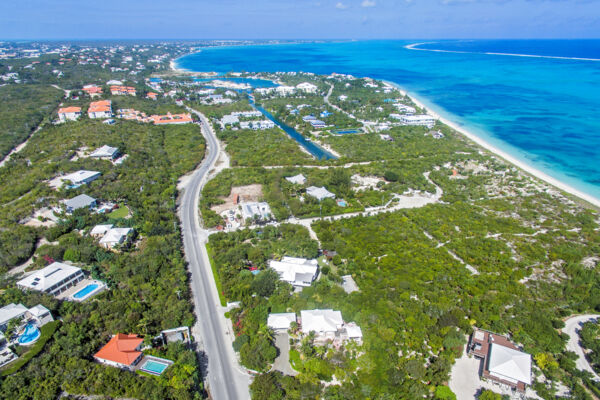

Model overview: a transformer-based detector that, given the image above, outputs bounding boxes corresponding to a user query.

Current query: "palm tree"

[257,323,274,342]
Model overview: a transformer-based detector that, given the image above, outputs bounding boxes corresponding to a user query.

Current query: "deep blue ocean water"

[177,40,600,201]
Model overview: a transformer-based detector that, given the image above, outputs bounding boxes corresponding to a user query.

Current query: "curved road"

[180,107,250,399]
[563,314,600,381]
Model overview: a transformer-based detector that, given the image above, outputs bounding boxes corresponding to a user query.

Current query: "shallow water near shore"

[177,40,600,201]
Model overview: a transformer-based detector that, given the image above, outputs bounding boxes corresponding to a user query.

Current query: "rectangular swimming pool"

[140,359,170,375]
[73,283,99,300]
[332,129,362,134]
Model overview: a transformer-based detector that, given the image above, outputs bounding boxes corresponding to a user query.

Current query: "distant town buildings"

[239,120,275,130]
[82,85,103,97]
[150,113,193,125]
[296,82,318,94]
[110,85,136,96]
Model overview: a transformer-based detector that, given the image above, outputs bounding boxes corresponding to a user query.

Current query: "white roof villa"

[64,194,97,213]
[221,114,239,126]
[58,170,101,187]
[99,227,133,249]
[306,186,335,201]
[468,328,532,391]
[394,104,416,114]
[0,303,54,331]
[296,82,318,93]
[285,174,306,185]
[241,202,272,221]
[269,256,318,287]
[89,145,119,159]
[275,86,296,95]
[301,309,344,335]
[300,309,363,344]
[488,343,532,386]
[267,313,297,331]
[0,304,28,330]
[399,114,435,128]
[90,224,113,237]
[16,262,84,297]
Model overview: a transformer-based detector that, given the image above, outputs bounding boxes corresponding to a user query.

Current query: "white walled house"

[399,115,435,128]
[99,227,133,249]
[306,186,335,201]
[269,257,318,287]
[267,313,297,332]
[58,106,82,122]
[16,262,84,297]
[296,82,318,94]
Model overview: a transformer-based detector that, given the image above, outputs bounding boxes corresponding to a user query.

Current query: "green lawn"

[108,204,130,219]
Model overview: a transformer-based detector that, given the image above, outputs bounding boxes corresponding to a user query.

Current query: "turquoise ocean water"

[177,40,600,201]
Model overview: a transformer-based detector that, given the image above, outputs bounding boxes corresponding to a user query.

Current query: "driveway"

[272,332,298,376]
[563,314,600,381]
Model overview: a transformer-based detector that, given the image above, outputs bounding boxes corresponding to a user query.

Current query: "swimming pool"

[72,282,102,301]
[18,323,40,345]
[140,359,170,375]
[332,129,362,134]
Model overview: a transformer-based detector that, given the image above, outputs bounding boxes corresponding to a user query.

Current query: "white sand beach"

[169,57,600,209]
[385,81,600,209]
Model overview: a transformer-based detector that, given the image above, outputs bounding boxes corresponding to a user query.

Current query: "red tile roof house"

[146,92,158,100]
[468,328,532,392]
[110,85,136,96]
[57,106,82,122]
[94,333,144,371]
[82,85,103,98]
[88,100,113,119]
[150,113,193,125]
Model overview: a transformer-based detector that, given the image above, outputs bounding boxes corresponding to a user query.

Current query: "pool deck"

[136,355,174,375]
[56,278,106,301]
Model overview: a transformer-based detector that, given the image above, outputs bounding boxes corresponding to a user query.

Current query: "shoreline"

[384,80,600,209]
[169,56,600,208]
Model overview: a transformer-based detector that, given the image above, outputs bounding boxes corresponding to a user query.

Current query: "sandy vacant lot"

[211,184,263,214]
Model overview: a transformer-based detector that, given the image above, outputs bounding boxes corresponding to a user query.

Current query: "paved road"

[180,107,251,400]
[563,314,600,381]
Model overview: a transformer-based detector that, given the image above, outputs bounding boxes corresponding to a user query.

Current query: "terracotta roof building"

[94,333,144,370]
[82,85,103,97]
[58,106,82,122]
[88,100,112,119]
[110,85,136,96]
[150,113,193,125]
